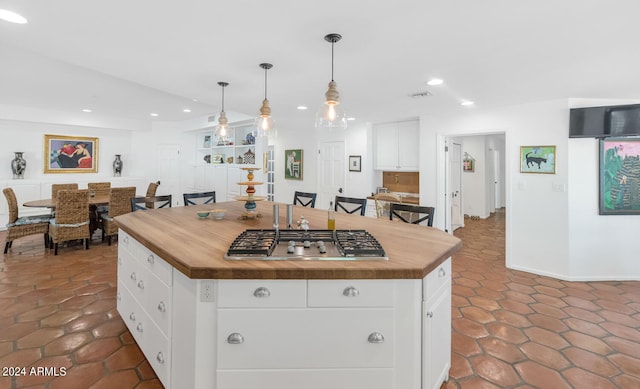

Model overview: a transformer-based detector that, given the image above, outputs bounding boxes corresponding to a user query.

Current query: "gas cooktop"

[225,229,388,261]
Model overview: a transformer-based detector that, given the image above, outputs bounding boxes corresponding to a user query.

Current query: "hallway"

[446,209,640,388]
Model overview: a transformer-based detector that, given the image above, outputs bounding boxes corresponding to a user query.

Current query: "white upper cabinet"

[374,120,419,171]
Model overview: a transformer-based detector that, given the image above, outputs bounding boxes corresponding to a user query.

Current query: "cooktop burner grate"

[227,229,277,256]
[335,230,386,257]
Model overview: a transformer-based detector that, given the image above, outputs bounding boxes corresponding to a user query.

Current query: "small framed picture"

[285,149,303,180]
[520,145,556,174]
[349,155,361,172]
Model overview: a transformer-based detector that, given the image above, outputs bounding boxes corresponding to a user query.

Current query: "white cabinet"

[374,119,419,170]
[422,258,451,389]
[118,233,452,389]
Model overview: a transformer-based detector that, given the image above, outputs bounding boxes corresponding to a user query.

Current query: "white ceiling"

[1,0,639,130]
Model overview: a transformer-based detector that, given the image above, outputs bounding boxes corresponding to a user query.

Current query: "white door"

[157,145,181,206]
[450,142,463,231]
[318,141,345,210]
[492,149,501,209]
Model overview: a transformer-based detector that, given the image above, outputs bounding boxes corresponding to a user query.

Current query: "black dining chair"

[183,191,216,206]
[131,195,172,212]
[389,203,435,226]
[334,196,367,216]
[293,191,317,208]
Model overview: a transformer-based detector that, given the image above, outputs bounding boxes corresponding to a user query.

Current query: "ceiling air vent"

[410,90,433,98]
[207,114,216,122]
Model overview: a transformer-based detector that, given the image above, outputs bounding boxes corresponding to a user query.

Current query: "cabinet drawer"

[217,368,394,389]
[217,308,394,369]
[135,243,173,286]
[217,280,306,308]
[423,258,451,301]
[118,230,135,256]
[308,280,395,307]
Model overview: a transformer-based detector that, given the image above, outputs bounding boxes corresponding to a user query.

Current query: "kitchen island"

[115,201,461,389]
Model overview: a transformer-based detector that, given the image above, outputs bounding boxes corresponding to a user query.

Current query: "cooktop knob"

[287,245,295,254]
[319,246,327,254]
[303,240,311,248]
[288,240,295,246]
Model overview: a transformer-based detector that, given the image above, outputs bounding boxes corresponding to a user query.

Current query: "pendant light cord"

[264,67,268,100]
[331,41,335,82]
[221,85,225,112]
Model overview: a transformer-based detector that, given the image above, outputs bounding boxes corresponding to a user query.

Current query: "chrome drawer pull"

[130,272,136,281]
[136,323,143,333]
[368,332,384,344]
[158,301,166,313]
[426,311,434,318]
[253,287,271,298]
[117,292,121,301]
[118,257,122,265]
[227,333,244,344]
[156,352,165,364]
[343,286,360,297]
[137,280,145,290]
[129,312,135,321]
[438,267,446,277]
[123,236,129,244]
[147,254,155,265]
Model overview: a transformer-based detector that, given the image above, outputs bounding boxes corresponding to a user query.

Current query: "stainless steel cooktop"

[225,229,388,261]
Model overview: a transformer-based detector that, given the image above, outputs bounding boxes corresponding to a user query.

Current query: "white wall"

[422,99,638,281]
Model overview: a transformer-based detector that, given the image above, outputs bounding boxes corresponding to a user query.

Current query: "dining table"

[24,194,112,237]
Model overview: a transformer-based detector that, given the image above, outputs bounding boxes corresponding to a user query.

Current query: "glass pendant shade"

[215,82,229,143]
[255,63,275,137]
[315,33,347,130]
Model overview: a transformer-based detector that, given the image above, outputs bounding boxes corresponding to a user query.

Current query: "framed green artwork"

[285,149,303,180]
[599,138,640,215]
[520,145,556,174]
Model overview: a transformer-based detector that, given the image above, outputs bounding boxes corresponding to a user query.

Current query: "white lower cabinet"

[118,235,452,389]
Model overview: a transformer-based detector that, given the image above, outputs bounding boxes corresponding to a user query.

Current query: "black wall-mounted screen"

[569,104,640,138]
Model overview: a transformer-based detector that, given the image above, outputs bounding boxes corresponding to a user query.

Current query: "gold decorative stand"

[235,167,266,219]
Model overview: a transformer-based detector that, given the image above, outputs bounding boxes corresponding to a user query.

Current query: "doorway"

[156,145,181,205]
[317,141,345,209]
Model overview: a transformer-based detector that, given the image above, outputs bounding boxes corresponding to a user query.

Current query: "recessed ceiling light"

[192,98,199,102]
[150,113,159,117]
[347,117,356,121]
[461,101,474,106]
[426,78,443,86]
[82,109,92,113]
[297,106,308,110]
[0,9,28,24]
[183,108,192,113]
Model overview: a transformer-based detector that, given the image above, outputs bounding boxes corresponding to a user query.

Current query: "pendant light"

[215,82,229,142]
[315,33,347,130]
[255,63,275,137]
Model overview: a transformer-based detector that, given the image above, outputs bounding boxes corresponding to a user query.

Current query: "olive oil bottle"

[328,201,336,230]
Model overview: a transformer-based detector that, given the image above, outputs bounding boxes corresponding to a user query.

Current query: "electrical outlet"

[200,281,215,302]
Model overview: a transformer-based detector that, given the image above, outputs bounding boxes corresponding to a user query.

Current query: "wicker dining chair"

[88,182,111,214]
[101,186,136,245]
[49,189,90,255]
[372,193,401,219]
[3,188,51,254]
[51,183,79,199]
[145,181,160,208]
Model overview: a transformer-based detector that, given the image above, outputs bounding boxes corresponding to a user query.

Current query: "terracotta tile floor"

[1,209,638,388]
[445,209,640,389]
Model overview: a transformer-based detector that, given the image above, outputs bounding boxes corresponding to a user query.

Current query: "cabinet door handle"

[130,272,136,282]
[227,333,244,344]
[156,352,165,364]
[117,292,121,301]
[368,332,385,344]
[137,280,144,290]
[157,301,166,313]
[136,323,143,333]
[147,254,155,265]
[343,286,360,297]
[438,267,446,277]
[123,236,129,244]
[253,287,271,298]
[118,257,122,265]
[426,311,434,318]
[129,312,135,321]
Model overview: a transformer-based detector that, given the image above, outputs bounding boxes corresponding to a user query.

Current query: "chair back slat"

[335,196,367,216]
[389,203,435,226]
[293,191,317,208]
[183,191,216,206]
[131,195,172,212]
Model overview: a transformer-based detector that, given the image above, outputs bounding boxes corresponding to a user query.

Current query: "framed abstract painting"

[44,134,99,173]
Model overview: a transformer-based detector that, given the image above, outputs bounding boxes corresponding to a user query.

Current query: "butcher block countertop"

[115,201,461,280]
